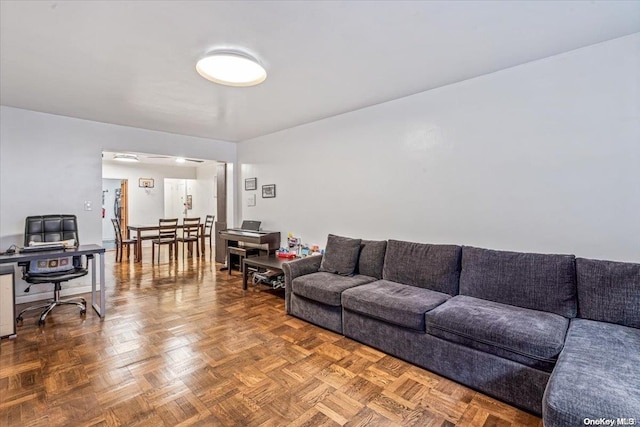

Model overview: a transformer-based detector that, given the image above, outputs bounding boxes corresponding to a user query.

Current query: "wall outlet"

[84,200,92,211]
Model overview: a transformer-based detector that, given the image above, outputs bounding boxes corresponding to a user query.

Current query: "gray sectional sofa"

[282,235,640,424]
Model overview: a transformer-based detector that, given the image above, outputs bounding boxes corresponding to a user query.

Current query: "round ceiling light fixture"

[196,51,267,87]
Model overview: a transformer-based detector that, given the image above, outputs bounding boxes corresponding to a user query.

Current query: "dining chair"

[177,217,201,259]
[111,218,137,262]
[151,218,178,263]
[203,214,215,255]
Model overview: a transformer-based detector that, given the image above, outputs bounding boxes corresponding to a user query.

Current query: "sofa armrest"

[283,255,323,314]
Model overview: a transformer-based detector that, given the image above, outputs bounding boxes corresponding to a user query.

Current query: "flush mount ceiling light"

[175,157,186,164]
[113,153,139,162]
[196,51,267,87]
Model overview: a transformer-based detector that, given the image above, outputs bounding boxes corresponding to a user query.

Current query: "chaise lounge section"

[543,257,640,426]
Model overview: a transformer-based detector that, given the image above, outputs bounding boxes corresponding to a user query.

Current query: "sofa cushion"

[292,272,376,306]
[543,319,640,427]
[425,295,568,371]
[576,257,640,328]
[382,240,461,295]
[342,280,450,331]
[355,240,387,279]
[459,246,577,318]
[319,234,362,276]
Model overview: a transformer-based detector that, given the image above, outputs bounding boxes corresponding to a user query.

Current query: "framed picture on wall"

[262,184,276,198]
[245,177,257,191]
[139,178,154,188]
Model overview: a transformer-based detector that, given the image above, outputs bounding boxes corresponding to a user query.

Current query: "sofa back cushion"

[576,257,640,328]
[318,234,362,276]
[382,240,461,295]
[459,246,577,317]
[355,240,387,279]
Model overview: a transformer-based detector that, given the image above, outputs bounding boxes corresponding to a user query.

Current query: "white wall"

[0,107,236,301]
[238,34,640,262]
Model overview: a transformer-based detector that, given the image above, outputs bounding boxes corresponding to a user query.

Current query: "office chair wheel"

[16,316,23,324]
[38,318,45,326]
[80,309,86,315]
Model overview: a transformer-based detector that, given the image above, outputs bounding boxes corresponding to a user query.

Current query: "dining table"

[127,223,205,262]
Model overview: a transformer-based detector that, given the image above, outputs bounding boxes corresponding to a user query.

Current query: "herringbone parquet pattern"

[0,248,542,426]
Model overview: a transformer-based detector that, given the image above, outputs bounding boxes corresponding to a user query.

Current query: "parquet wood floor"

[0,248,543,427]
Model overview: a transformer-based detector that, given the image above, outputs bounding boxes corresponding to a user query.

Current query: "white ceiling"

[1,1,639,143]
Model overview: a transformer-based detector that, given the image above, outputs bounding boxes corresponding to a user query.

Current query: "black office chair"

[17,214,89,326]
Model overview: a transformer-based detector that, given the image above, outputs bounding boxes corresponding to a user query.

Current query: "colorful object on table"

[276,249,297,259]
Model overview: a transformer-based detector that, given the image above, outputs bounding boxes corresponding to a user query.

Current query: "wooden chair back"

[158,218,178,240]
[111,218,123,244]
[182,217,201,239]
[204,215,215,236]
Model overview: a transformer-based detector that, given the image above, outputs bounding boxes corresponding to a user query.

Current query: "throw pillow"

[356,240,387,279]
[319,234,362,276]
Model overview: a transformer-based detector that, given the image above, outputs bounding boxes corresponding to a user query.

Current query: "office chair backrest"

[240,220,261,231]
[25,214,79,246]
[23,215,81,273]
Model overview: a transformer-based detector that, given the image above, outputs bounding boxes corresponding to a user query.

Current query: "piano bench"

[227,247,260,275]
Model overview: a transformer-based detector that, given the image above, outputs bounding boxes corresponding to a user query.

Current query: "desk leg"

[90,255,96,310]
[100,252,105,316]
[243,260,249,290]
[91,252,106,318]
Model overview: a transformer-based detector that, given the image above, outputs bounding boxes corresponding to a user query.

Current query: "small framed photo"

[245,177,257,191]
[262,184,276,198]
[139,178,154,188]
